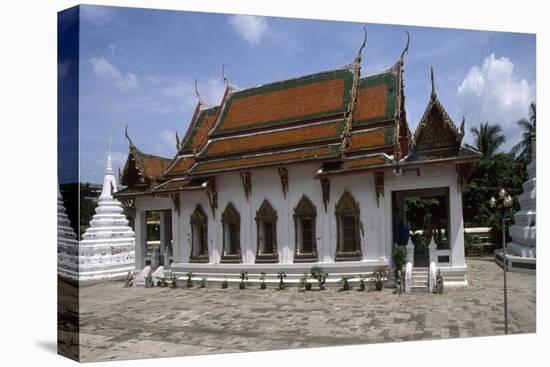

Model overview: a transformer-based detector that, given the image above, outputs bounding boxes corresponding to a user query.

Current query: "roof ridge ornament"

[430,66,437,100]
[175,131,181,151]
[459,117,465,140]
[124,125,135,148]
[355,27,368,66]
[222,64,237,92]
[340,27,368,157]
[400,30,410,62]
[195,79,205,106]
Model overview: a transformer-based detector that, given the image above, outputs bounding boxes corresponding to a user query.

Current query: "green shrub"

[392,244,407,273]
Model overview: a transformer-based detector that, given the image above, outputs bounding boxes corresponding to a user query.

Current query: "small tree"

[239,271,248,289]
[310,266,328,290]
[277,271,287,290]
[259,272,267,289]
[185,272,194,288]
[339,276,351,291]
[392,244,407,275]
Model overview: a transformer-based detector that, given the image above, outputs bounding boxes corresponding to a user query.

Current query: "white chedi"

[57,181,80,279]
[507,151,536,258]
[77,153,136,281]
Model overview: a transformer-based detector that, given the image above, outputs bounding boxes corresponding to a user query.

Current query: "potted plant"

[392,243,407,277]
[170,275,177,289]
[435,269,444,294]
[369,267,388,291]
[339,276,351,291]
[310,266,328,290]
[159,277,168,288]
[277,271,286,290]
[185,272,194,288]
[259,272,267,290]
[221,276,228,289]
[145,274,153,288]
[239,271,248,290]
[299,272,311,291]
[199,277,206,288]
[358,274,367,291]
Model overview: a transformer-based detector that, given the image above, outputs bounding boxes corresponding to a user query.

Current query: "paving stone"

[75,258,536,362]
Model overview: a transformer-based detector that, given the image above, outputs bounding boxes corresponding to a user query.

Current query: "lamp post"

[489,188,513,334]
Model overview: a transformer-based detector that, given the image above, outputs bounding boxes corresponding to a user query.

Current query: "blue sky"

[71,5,536,184]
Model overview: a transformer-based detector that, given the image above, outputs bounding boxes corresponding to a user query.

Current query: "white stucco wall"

[134,161,464,275]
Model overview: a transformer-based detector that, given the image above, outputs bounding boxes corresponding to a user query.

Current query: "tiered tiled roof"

[190,145,340,175]
[117,33,481,197]
[188,65,401,175]
[119,136,172,187]
[210,68,353,136]
[179,106,220,153]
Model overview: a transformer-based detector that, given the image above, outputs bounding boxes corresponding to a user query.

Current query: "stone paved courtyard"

[75,258,536,362]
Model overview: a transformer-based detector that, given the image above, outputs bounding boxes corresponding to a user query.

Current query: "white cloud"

[159,130,177,156]
[227,15,268,45]
[81,5,115,26]
[457,54,535,149]
[90,56,138,91]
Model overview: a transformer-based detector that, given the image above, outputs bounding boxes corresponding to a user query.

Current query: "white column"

[428,235,437,264]
[172,208,181,263]
[160,210,172,266]
[406,237,415,266]
[450,188,466,268]
[134,210,147,270]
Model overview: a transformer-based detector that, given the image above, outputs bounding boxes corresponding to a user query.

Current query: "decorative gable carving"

[413,67,465,153]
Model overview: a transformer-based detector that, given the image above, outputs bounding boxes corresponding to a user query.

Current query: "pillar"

[134,210,147,270]
[159,210,172,267]
[450,188,466,268]
[406,237,415,266]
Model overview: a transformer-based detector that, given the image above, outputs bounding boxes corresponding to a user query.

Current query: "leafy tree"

[470,122,506,156]
[462,153,528,245]
[510,102,536,160]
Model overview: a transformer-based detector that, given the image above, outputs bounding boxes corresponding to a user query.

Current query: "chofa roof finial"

[195,79,205,105]
[222,64,228,85]
[124,124,135,148]
[175,131,181,151]
[401,30,410,61]
[355,27,368,64]
[222,64,236,92]
[430,66,437,100]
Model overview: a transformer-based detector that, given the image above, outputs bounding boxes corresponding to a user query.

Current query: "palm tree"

[510,102,536,159]
[470,122,506,156]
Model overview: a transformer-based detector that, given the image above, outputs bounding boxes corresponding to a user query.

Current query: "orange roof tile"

[353,84,389,121]
[341,156,388,169]
[191,145,339,174]
[201,120,342,158]
[212,69,352,135]
[348,126,394,152]
[141,155,172,180]
[163,156,196,177]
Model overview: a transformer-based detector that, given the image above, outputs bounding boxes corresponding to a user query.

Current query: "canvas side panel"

[57,5,80,362]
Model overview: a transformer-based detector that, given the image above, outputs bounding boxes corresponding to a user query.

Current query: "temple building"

[498,145,536,273]
[65,153,136,282]
[115,33,481,287]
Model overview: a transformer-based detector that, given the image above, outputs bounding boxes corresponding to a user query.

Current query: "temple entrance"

[144,209,173,268]
[392,187,450,267]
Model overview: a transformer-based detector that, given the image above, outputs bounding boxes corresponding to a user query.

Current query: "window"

[221,202,241,263]
[293,195,318,262]
[255,199,279,263]
[335,191,362,261]
[342,216,357,252]
[190,205,208,263]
